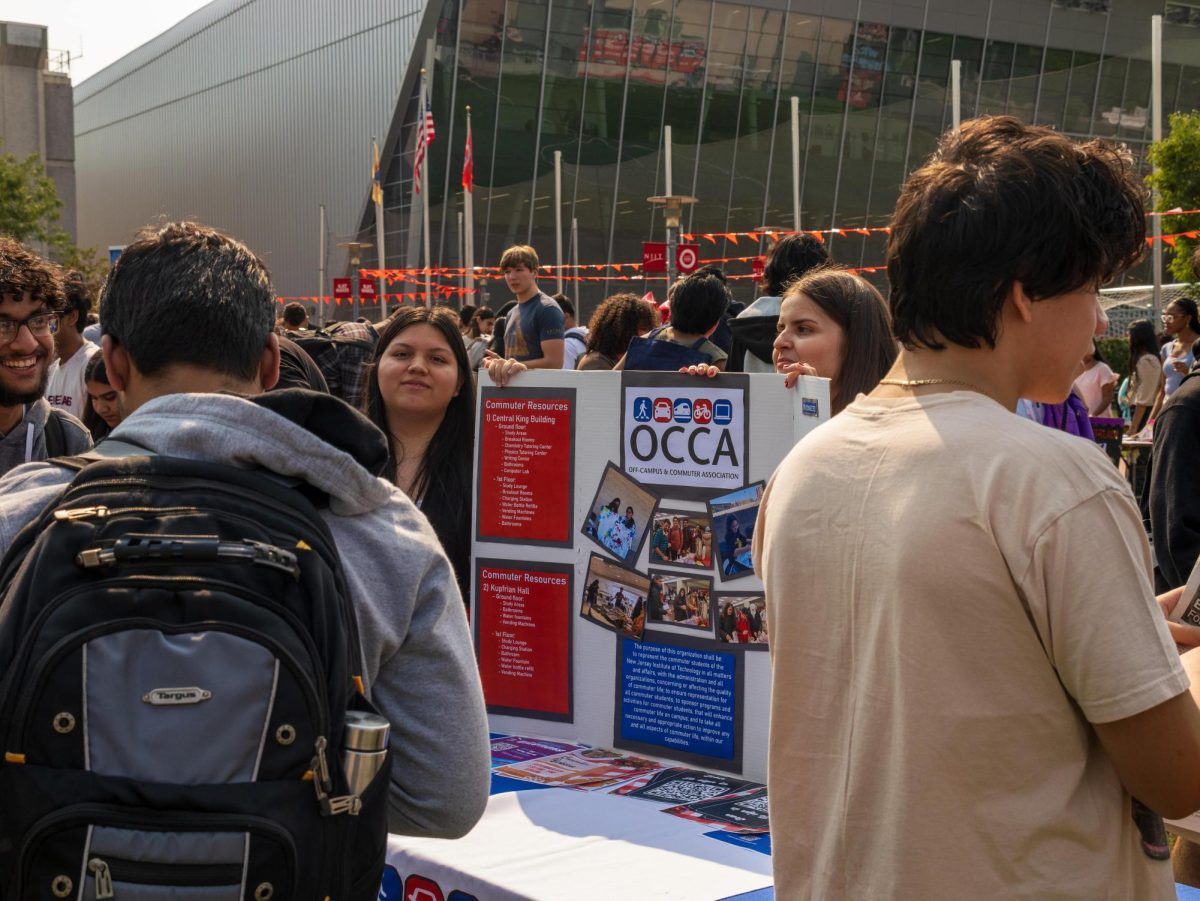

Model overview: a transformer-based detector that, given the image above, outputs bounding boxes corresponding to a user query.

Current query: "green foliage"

[0,140,109,300]
[1147,111,1200,284]
[0,142,63,245]
[1097,337,1129,380]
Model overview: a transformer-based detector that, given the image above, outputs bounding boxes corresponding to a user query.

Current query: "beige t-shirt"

[757,391,1187,900]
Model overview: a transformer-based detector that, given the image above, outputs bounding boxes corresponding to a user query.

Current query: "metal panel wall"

[74,0,425,299]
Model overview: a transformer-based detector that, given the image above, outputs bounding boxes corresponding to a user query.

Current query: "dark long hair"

[1128,320,1160,376]
[782,268,898,413]
[81,353,114,440]
[362,306,475,601]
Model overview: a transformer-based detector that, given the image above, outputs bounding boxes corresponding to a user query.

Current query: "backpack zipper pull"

[88,857,114,899]
[53,505,110,521]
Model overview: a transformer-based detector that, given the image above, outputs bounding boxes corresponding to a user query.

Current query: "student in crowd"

[499,245,564,368]
[757,116,1200,899]
[731,233,830,373]
[45,268,101,417]
[81,352,123,440]
[576,293,656,371]
[281,300,310,332]
[1125,319,1163,436]
[770,267,897,414]
[1148,297,1200,423]
[0,238,92,474]
[682,267,897,418]
[362,306,476,605]
[555,294,589,369]
[464,305,495,370]
[0,221,490,837]
[616,270,729,371]
[1074,337,1118,416]
[458,304,477,336]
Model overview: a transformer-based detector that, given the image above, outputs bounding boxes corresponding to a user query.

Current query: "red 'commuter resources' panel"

[476,562,573,720]
[477,389,574,546]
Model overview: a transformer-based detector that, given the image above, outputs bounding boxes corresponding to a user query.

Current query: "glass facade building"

[367,0,1200,316]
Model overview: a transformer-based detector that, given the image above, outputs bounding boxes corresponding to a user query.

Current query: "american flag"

[413,77,435,194]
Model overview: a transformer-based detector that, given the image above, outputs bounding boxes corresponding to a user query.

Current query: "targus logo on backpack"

[142,687,212,706]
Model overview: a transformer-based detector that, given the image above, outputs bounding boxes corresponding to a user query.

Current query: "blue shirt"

[503,292,564,362]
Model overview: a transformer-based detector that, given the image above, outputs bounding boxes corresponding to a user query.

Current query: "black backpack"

[290,327,377,408]
[622,326,713,371]
[0,453,391,901]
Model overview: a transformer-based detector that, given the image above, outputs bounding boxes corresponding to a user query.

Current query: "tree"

[0,142,64,245]
[1146,111,1200,285]
[0,140,109,298]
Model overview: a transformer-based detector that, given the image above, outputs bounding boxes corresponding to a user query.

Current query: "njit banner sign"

[358,278,377,301]
[620,372,749,500]
[676,243,700,274]
[642,242,667,273]
[332,277,352,300]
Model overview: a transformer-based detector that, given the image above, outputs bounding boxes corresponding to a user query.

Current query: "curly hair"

[888,116,1146,351]
[585,293,657,361]
[0,236,64,307]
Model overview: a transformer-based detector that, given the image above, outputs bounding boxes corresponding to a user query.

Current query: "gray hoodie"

[0,391,490,838]
[0,397,93,475]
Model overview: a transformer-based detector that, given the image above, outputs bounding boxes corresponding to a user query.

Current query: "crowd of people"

[2,113,1200,897]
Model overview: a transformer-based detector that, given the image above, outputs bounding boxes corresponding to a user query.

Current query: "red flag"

[462,117,474,192]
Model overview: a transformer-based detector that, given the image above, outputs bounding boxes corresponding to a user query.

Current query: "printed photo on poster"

[581,461,659,565]
[620,372,750,502]
[715,593,768,650]
[580,553,649,640]
[646,570,713,633]
[648,509,712,571]
[707,482,765,582]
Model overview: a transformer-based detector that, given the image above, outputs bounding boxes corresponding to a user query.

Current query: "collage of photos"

[707,483,765,581]
[649,510,712,570]
[576,462,766,649]
[648,571,713,632]
[716,594,768,650]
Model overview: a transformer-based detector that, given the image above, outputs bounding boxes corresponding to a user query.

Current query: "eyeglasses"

[0,312,59,345]
[1162,312,1179,321]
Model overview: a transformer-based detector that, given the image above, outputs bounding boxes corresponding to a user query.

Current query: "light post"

[647,195,698,290]
[337,241,374,320]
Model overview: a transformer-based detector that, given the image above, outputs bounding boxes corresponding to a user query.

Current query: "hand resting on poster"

[482,352,529,387]
[677,360,817,390]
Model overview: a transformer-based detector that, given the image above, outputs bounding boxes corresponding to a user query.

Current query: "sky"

[5,0,213,84]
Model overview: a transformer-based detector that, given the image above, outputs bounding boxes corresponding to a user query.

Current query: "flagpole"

[554,150,563,295]
[373,136,387,319]
[464,106,475,306]
[421,69,432,310]
[317,204,326,328]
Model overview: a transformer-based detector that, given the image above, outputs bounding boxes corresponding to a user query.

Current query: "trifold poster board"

[471,370,830,783]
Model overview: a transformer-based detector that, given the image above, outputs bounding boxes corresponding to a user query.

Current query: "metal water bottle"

[341,711,390,796]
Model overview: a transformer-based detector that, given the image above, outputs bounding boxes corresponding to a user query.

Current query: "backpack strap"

[49,437,155,473]
[43,408,67,458]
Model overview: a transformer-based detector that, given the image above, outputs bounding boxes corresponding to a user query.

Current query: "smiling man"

[498,244,564,368]
[758,117,1200,899]
[0,238,92,474]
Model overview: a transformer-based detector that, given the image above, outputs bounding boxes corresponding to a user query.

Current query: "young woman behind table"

[362,306,477,605]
